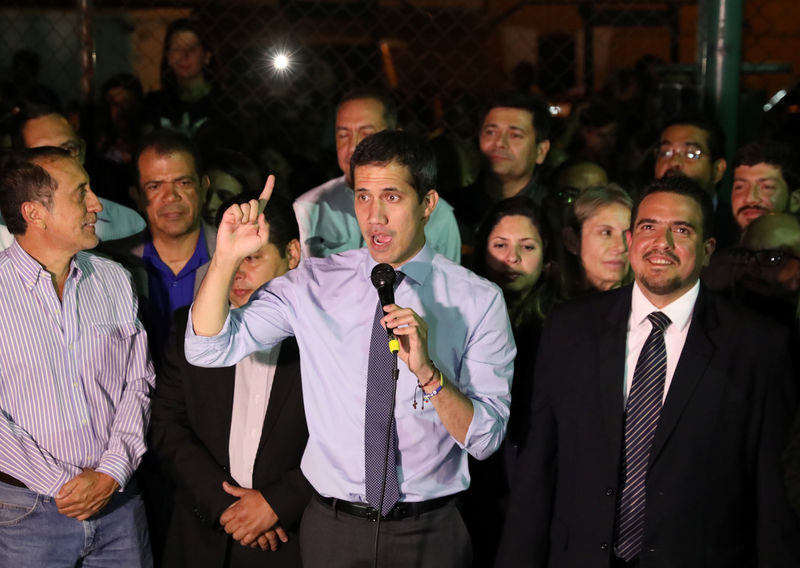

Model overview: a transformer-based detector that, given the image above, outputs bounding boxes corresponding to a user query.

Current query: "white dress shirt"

[228,345,281,488]
[624,280,700,403]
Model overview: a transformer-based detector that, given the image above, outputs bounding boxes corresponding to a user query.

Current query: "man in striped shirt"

[0,147,155,565]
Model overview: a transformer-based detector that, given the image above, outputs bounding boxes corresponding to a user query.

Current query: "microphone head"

[370,263,396,290]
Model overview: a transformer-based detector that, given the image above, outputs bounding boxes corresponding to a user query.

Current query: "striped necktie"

[615,310,671,561]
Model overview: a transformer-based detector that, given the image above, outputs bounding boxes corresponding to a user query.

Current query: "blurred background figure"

[542,158,609,240]
[203,149,263,226]
[0,49,61,112]
[144,18,240,162]
[560,183,632,298]
[733,212,800,331]
[464,195,559,566]
[91,73,145,210]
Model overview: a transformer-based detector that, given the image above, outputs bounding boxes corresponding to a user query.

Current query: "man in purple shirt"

[0,147,154,564]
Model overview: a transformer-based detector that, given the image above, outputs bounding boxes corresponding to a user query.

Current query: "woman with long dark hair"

[465,195,559,565]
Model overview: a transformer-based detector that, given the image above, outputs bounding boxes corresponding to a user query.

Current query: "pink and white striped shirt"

[0,240,154,496]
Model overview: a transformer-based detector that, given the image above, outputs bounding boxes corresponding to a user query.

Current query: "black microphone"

[371,263,396,311]
[371,263,400,352]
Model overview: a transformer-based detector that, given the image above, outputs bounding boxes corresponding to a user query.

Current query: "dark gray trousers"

[299,496,472,568]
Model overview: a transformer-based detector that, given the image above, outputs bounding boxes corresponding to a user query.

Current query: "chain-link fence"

[1,1,797,192]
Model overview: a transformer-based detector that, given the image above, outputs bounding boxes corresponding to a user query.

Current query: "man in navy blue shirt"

[103,128,213,365]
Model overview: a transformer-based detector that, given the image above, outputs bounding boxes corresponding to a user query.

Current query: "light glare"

[273,53,290,70]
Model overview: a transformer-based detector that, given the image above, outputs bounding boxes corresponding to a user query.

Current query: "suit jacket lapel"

[257,338,300,453]
[650,287,716,465]
[596,287,632,451]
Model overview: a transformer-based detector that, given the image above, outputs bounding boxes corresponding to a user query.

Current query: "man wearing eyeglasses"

[735,212,800,326]
[653,115,727,197]
[3,103,146,247]
[653,113,742,251]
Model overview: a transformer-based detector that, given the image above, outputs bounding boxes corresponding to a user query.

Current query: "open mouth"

[371,233,392,248]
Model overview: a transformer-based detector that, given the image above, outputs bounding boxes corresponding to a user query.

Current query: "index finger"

[257,175,275,216]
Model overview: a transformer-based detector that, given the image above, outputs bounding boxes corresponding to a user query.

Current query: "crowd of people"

[2,18,800,568]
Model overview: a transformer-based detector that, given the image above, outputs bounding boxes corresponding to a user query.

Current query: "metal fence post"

[703,0,744,162]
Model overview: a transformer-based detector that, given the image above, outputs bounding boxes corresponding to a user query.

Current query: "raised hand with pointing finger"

[215,175,275,264]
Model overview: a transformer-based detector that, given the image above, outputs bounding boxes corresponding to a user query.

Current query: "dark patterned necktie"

[615,311,671,561]
[364,272,404,516]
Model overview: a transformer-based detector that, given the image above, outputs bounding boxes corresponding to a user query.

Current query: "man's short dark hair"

[732,140,800,191]
[215,192,299,256]
[350,130,436,202]
[134,129,203,184]
[633,176,715,239]
[337,88,399,130]
[0,147,72,235]
[662,113,726,162]
[9,101,63,151]
[481,90,552,142]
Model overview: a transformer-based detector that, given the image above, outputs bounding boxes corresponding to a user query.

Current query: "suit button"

[605,487,614,496]
[600,542,609,551]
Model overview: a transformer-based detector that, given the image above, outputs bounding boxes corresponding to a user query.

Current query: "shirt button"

[81,419,87,425]
[68,343,73,351]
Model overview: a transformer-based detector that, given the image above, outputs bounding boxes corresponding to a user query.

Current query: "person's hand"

[250,526,289,551]
[381,304,434,380]
[55,468,119,520]
[215,176,275,264]
[219,481,285,548]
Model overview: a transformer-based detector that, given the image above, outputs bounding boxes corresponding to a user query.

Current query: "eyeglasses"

[59,140,84,159]
[732,248,800,267]
[654,147,705,161]
[555,186,580,205]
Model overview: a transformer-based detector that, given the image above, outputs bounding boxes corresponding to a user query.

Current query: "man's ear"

[562,226,579,255]
[285,239,301,270]
[535,139,551,165]
[702,237,717,267]
[422,189,438,223]
[712,158,727,184]
[789,188,800,214]
[21,201,47,231]
[199,174,210,202]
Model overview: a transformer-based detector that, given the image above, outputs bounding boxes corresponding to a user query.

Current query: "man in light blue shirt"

[293,88,461,263]
[186,130,514,567]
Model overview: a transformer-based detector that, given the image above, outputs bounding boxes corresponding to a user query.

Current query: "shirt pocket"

[91,322,139,341]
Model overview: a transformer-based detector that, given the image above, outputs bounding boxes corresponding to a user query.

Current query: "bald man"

[737,213,800,317]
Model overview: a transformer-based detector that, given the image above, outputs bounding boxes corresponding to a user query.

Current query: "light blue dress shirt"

[185,244,514,502]
[293,175,462,263]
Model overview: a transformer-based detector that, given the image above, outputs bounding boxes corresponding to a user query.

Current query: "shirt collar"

[142,226,209,275]
[361,242,434,288]
[631,279,700,332]
[7,239,83,290]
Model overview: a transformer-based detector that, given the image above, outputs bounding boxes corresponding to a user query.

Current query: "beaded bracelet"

[413,367,444,410]
[422,383,444,403]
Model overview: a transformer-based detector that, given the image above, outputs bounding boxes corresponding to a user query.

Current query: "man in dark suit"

[497,176,800,567]
[151,195,311,567]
